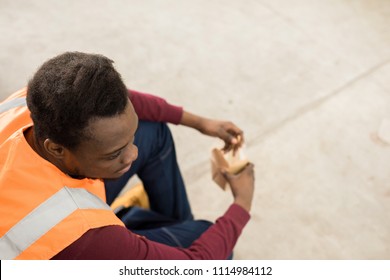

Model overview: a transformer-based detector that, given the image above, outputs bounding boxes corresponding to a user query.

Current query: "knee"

[136,121,171,139]
[135,121,172,146]
[134,121,176,163]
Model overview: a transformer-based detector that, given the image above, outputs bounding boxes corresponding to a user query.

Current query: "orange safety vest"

[0,88,125,259]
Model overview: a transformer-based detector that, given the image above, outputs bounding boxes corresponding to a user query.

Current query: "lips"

[116,164,132,174]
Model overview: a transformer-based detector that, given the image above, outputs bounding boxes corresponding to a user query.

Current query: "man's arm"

[52,203,250,260]
[129,89,244,151]
[52,154,255,260]
[128,89,183,124]
[180,111,244,152]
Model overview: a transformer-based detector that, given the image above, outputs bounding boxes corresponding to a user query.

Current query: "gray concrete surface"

[1,0,390,259]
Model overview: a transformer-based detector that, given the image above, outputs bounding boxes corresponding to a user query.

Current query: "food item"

[211,145,249,190]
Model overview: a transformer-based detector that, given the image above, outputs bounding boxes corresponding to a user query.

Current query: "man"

[0,52,255,259]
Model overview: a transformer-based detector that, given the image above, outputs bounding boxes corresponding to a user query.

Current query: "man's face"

[63,101,139,180]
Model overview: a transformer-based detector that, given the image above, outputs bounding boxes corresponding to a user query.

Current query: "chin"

[82,170,122,180]
[101,173,124,180]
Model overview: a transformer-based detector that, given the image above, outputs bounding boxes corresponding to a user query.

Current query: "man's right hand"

[223,163,255,212]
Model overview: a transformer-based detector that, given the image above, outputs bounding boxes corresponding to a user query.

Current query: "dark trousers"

[104,121,212,248]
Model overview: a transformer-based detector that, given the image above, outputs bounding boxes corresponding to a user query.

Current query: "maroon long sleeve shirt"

[52,89,251,260]
[128,89,183,124]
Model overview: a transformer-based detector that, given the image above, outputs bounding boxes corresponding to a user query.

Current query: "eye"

[107,150,121,160]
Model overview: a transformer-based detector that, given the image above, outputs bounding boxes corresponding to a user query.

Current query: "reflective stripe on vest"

[0,97,27,114]
[0,187,111,260]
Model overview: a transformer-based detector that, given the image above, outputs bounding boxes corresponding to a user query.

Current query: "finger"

[219,129,236,146]
[218,131,237,153]
[231,134,242,155]
[222,143,232,153]
[223,136,243,155]
[221,121,242,138]
[237,133,245,145]
[224,122,243,136]
[232,145,239,156]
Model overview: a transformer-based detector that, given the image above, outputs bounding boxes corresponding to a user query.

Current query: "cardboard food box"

[211,147,249,190]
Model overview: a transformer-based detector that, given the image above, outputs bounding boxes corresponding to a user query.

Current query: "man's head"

[27,52,138,179]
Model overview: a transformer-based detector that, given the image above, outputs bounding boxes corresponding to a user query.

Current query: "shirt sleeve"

[129,89,183,124]
[52,204,250,260]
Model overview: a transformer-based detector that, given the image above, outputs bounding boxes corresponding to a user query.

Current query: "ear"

[43,139,67,159]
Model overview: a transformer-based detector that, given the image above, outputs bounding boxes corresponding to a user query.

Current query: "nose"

[121,144,138,165]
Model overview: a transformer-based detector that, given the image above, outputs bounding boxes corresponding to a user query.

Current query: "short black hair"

[27,52,129,149]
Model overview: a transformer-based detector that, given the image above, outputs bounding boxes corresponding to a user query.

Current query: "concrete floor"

[1,0,389,259]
